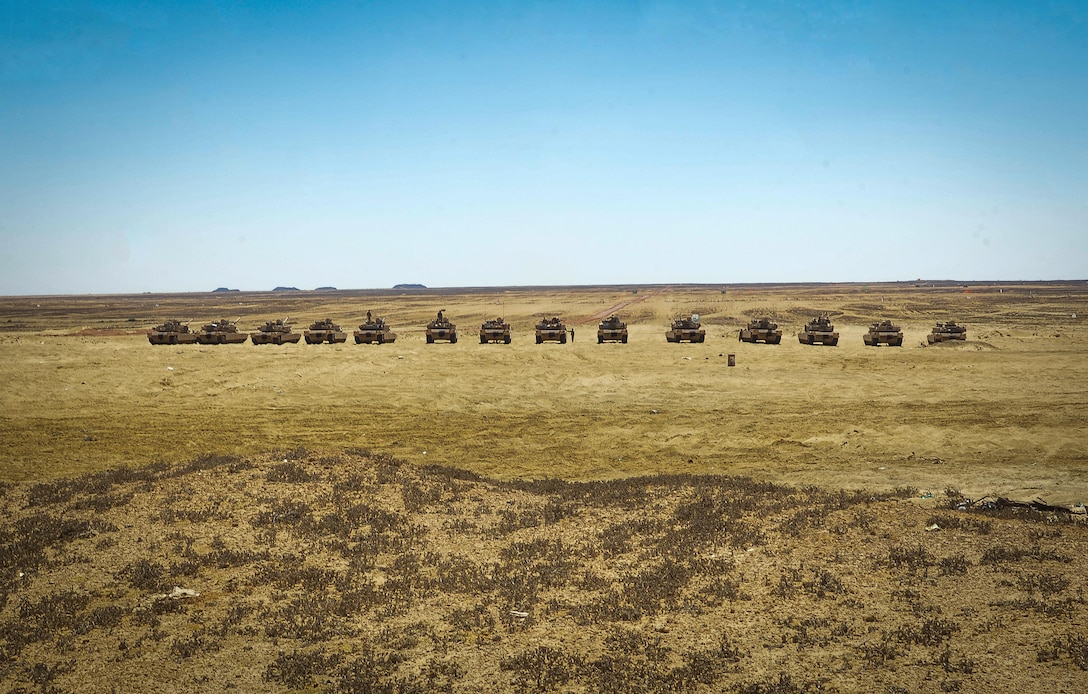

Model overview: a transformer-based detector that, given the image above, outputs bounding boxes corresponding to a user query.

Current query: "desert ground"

[1,282,1086,692]
[1,282,1086,502]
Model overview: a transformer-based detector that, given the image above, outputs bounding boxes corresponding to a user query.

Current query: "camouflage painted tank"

[927,321,966,344]
[304,318,347,344]
[797,315,839,346]
[426,311,458,343]
[251,319,301,345]
[597,314,628,343]
[535,316,567,344]
[195,319,247,345]
[864,320,904,346]
[354,311,397,344]
[665,316,705,343]
[739,317,782,344]
[480,317,512,344]
[148,319,198,345]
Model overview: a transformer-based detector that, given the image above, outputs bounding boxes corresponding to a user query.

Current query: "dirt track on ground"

[574,286,665,324]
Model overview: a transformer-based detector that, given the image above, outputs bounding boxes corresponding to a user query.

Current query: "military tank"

[480,317,512,344]
[535,316,567,344]
[927,321,967,344]
[354,310,397,344]
[665,316,705,343]
[304,318,347,344]
[426,311,458,343]
[797,315,839,346]
[597,314,628,343]
[739,317,782,344]
[863,320,904,346]
[148,319,198,345]
[195,319,247,345]
[251,319,302,345]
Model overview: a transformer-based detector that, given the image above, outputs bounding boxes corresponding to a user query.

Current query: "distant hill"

[273,286,300,291]
[315,286,337,291]
[394,283,427,289]
[212,287,239,293]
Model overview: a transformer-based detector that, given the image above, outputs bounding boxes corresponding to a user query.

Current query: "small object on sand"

[153,586,200,601]
[925,524,941,532]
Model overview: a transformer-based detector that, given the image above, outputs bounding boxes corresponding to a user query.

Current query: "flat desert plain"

[1,282,1086,692]
[1,282,1086,502]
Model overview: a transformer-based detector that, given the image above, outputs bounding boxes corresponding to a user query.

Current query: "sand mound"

[924,340,1000,351]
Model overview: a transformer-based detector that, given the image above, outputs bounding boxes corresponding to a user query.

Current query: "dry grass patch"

[1,449,1085,692]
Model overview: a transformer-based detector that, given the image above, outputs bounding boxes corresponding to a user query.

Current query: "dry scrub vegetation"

[1,282,1087,692]
[2,449,1086,693]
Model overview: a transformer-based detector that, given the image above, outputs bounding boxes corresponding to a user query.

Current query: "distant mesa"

[273,286,301,291]
[394,283,427,290]
[315,286,337,291]
[212,287,239,293]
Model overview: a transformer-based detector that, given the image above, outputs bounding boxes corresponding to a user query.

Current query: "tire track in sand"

[573,287,668,324]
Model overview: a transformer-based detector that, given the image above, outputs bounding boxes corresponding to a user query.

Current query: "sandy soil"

[1,282,1086,507]
[1,283,1086,693]
[1,450,1085,693]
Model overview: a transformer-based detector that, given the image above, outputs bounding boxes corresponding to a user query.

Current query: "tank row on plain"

[149,313,968,347]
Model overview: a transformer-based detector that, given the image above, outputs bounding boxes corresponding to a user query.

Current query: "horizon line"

[3,278,1087,300]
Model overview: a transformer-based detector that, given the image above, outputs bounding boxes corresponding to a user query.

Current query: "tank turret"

[863,320,904,347]
[354,310,397,344]
[195,319,247,345]
[665,316,705,343]
[739,317,782,344]
[148,319,199,345]
[426,311,458,343]
[304,318,347,344]
[797,315,839,346]
[927,321,967,344]
[535,316,568,344]
[251,319,302,345]
[480,317,512,344]
[597,314,628,343]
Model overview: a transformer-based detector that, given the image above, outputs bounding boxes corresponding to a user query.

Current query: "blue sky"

[1,1,1086,294]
